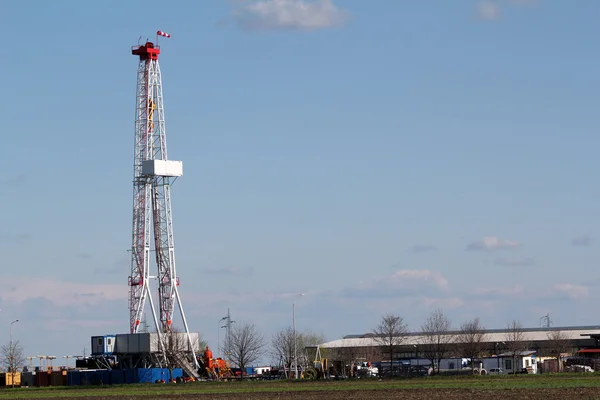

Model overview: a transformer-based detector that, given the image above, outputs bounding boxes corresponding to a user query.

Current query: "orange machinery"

[203,346,232,380]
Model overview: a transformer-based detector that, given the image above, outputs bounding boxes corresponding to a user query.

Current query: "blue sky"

[1,0,600,364]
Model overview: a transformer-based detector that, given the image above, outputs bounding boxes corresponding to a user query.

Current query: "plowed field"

[2,375,600,400]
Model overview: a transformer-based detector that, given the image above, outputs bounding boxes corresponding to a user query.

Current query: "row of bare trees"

[1,311,574,376]
[372,309,573,374]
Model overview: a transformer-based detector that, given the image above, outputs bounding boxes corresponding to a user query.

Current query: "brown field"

[60,388,600,400]
[3,375,600,400]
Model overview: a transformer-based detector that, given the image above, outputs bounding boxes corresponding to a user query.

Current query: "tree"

[372,314,408,376]
[456,317,487,374]
[1,340,25,373]
[153,328,203,380]
[270,326,295,375]
[504,320,529,374]
[419,308,453,374]
[547,330,572,372]
[270,327,326,377]
[229,322,266,379]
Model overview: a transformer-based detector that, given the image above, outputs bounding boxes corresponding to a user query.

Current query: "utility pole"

[292,293,305,379]
[9,319,19,388]
[222,309,235,365]
[540,314,552,329]
[218,316,227,358]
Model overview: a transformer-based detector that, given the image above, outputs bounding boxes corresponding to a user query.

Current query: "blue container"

[111,369,125,385]
[170,368,183,380]
[125,368,137,384]
[80,370,94,385]
[67,370,81,386]
[151,368,162,383]
[101,370,111,385]
[137,368,153,383]
[246,367,254,375]
[91,370,104,385]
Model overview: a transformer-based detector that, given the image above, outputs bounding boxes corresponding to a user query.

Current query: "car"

[488,368,505,375]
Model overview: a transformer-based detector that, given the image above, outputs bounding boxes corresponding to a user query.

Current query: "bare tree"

[152,328,203,380]
[456,317,488,374]
[270,326,295,374]
[547,330,572,372]
[419,308,453,374]
[373,314,408,376]
[230,322,266,378]
[0,340,25,373]
[504,320,529,374]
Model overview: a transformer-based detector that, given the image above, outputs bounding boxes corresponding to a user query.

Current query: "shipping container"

[115,334,129,353]
[80,370,96,385]
[104,370,112,385]
[166,368,183,381]
[125,368,137,384]
[111,369,125,385]
[0,372,21,387]
[50,370,66,386]
[91,335,116,355]
[137,368,153,383]
[114,332,201,354]
[67,370,81,386]
[128,334,141,353]
[35,371,49,387]
[21,372,35,387]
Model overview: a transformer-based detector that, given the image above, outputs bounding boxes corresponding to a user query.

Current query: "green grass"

[1,374,600,398]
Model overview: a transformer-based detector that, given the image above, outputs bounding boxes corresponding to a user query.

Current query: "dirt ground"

[51,388,600,400]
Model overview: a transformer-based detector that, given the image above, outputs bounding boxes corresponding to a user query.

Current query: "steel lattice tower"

[128,32,196,364]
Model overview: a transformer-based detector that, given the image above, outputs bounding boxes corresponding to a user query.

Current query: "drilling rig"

[90,32,200,380]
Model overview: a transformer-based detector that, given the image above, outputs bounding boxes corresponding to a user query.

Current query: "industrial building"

[318,325,600,375]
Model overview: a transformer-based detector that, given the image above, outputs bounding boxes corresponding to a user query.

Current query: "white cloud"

[477,1,501,20]
[467,236,520,251]
[234,0,349,31]
[343,269,451,300]
[0,278,125,307]
[391,270,450,291]
[553,283,589,300]
[423,297,463,309]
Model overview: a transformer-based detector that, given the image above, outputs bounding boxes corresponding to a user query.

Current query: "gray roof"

[320,325,600,349]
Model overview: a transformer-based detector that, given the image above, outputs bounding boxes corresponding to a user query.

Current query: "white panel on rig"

[142,160,183,177]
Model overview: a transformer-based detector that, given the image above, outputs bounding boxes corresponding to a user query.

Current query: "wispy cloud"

[473,284,526,299]
[495,257,535,267]
[423,297,463,310]
[572,235,592,247]
[201,266,254,275]
[2,174,27,187]
[553,283,589,300]
[76,253,93,260]
[467,236,519,251]
[408,244,436,253]
[0,278,125,307]
[477,1,501,20]
[233,0,350,32]
[0,233,31,242]
[476,0,538,20]
[343,269,451,299]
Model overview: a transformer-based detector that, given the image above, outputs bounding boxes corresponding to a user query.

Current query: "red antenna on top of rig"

[128,31,198,372]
